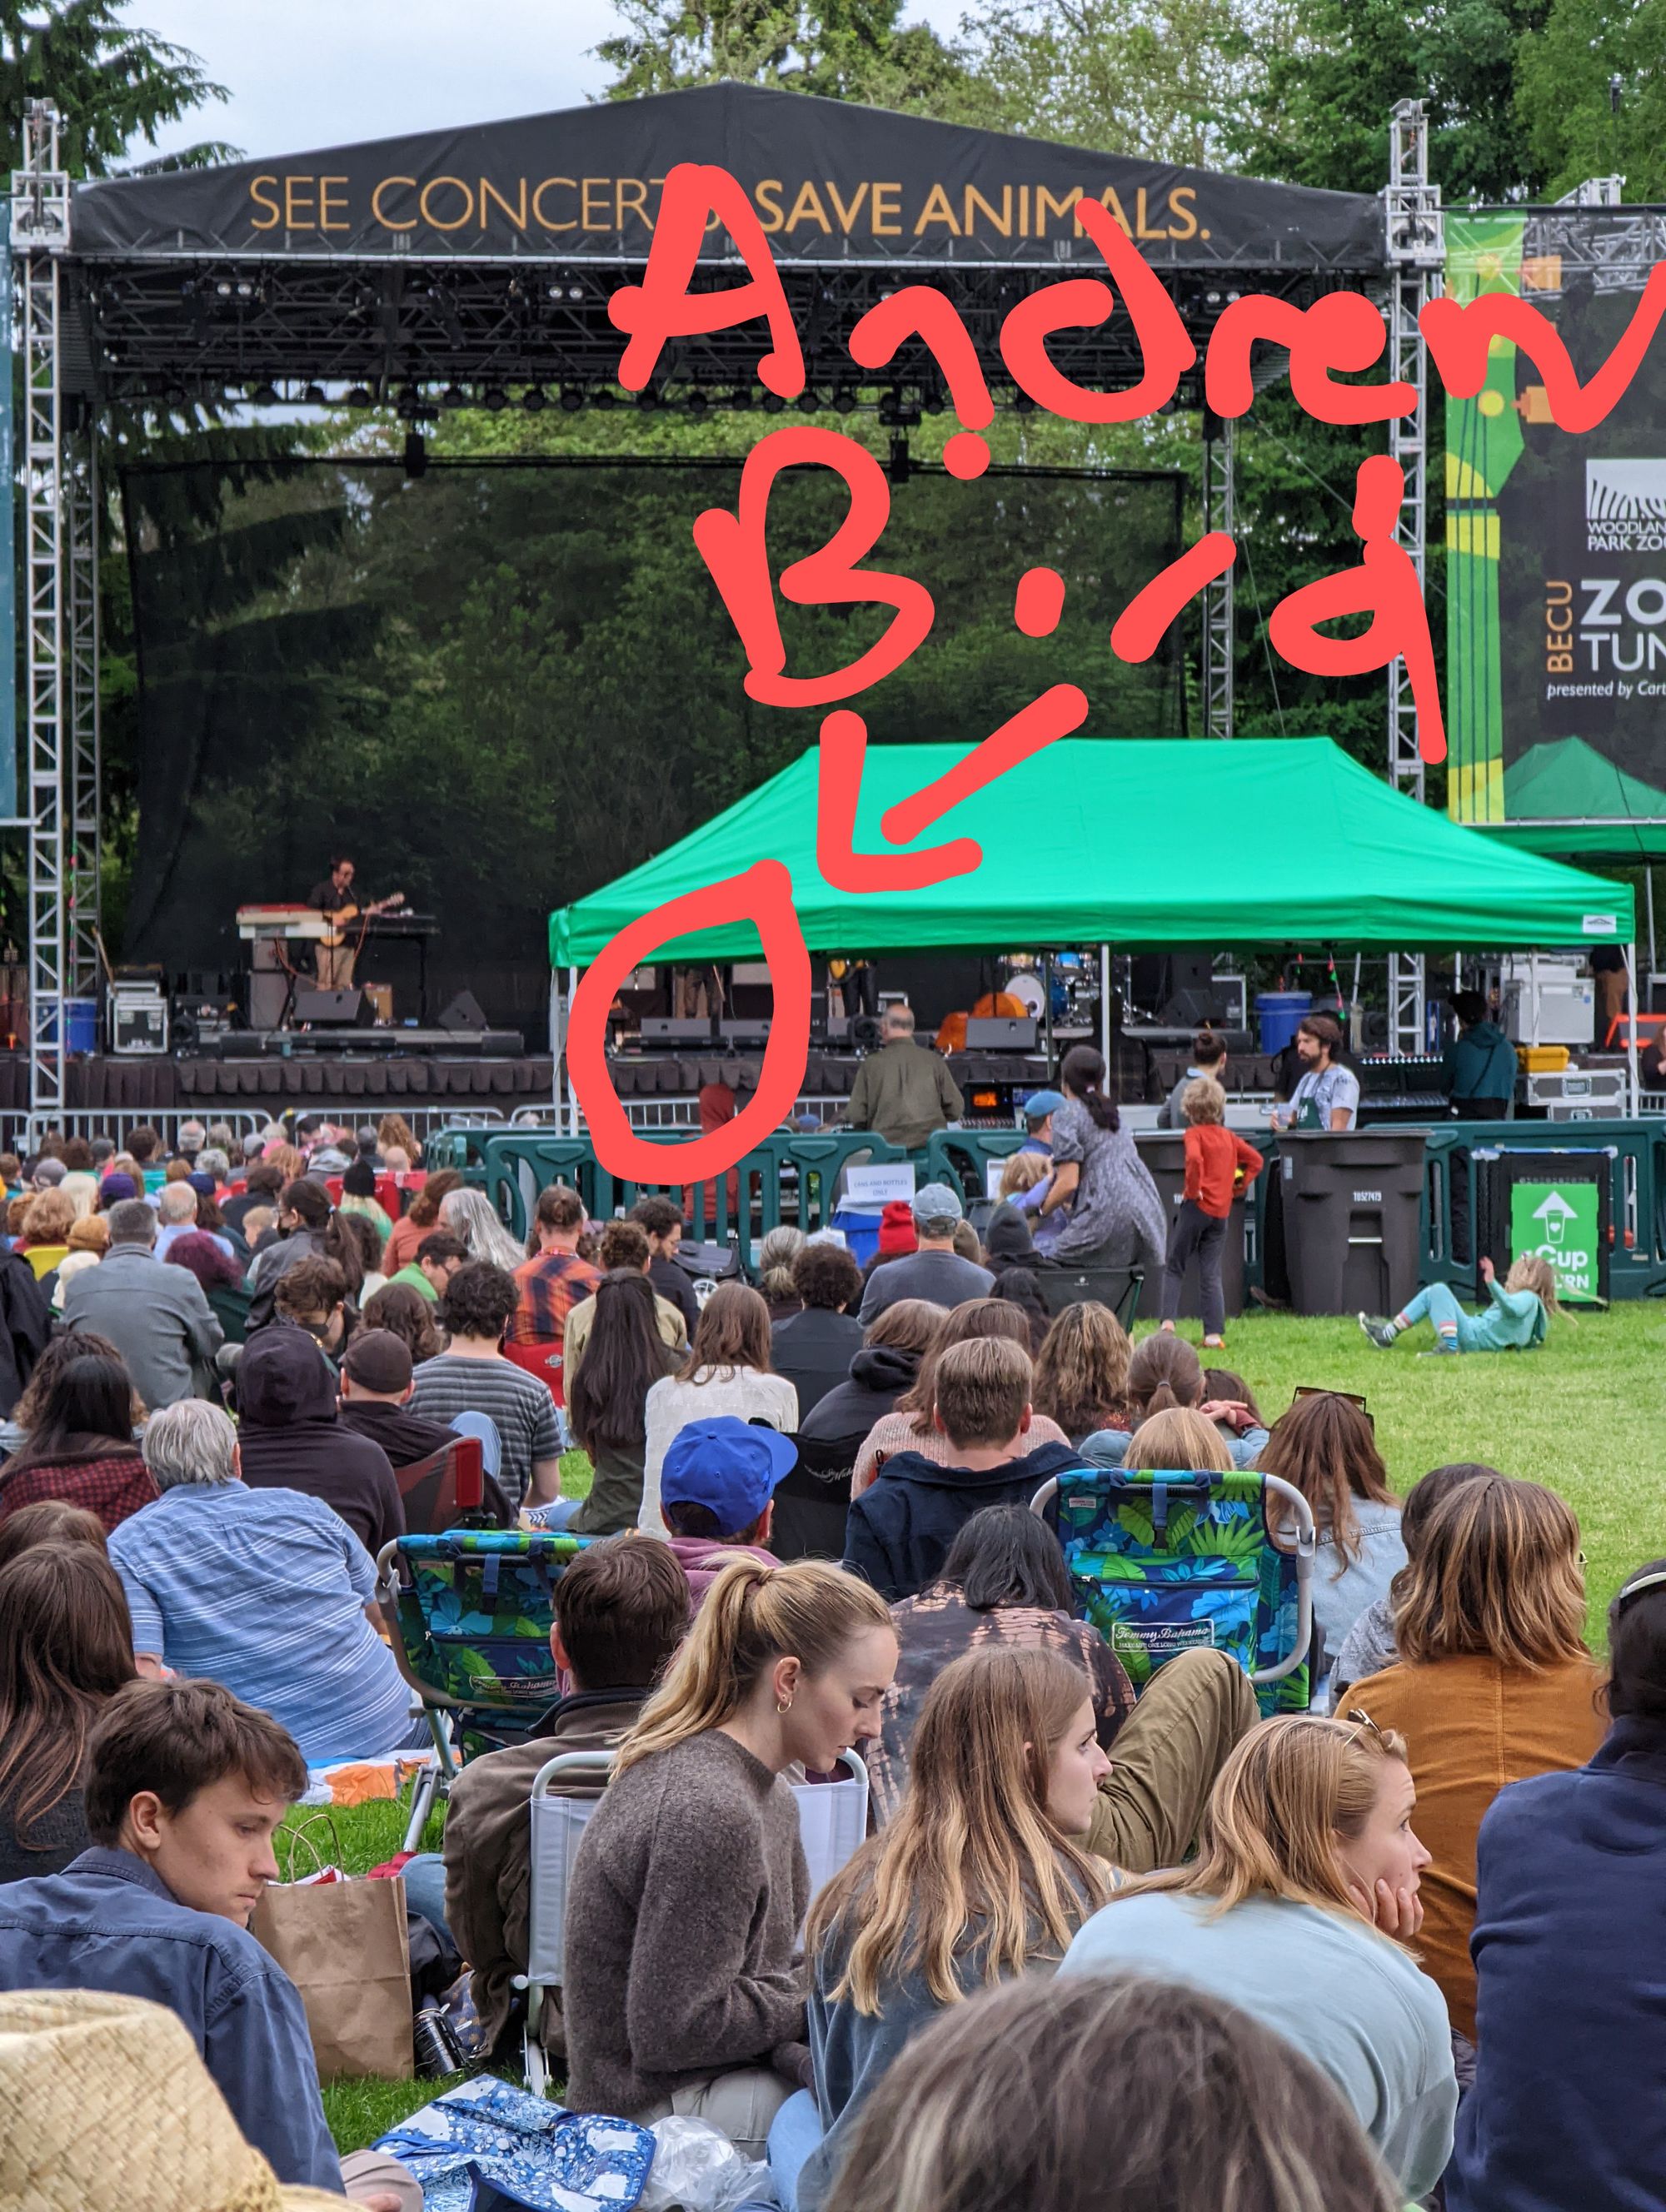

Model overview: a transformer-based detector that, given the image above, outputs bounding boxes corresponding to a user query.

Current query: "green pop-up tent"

[550,737,1634,964]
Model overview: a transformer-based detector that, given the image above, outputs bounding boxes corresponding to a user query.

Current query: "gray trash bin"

[1279,1130,1428,1318]
[1134,1130,1252,1324]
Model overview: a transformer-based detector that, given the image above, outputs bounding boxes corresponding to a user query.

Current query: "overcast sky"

[126,1,969,164]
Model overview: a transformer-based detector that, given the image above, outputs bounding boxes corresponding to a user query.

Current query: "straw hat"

[0,1989,350,2211]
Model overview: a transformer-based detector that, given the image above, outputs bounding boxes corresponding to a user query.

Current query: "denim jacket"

[0,1846,339,2190]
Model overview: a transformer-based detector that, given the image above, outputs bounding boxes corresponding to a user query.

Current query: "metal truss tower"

[12,104,72,1118]
[1384,100,1444,1055]
[1202,411,1235,739]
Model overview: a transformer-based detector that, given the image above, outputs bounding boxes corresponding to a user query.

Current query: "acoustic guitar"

[317,891,405,949]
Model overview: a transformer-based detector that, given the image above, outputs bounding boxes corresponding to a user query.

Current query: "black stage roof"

[53,82,1388,404]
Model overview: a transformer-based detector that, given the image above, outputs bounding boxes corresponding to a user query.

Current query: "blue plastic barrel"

[1255,991,1312,1058]
[40,996,99,1054]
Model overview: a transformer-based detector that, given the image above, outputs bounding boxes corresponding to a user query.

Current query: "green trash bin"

[1132,1131,1251,1323]
[1279,1130,1427,1318]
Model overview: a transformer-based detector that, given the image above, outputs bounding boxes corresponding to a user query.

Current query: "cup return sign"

[1510,1178,1601,1303]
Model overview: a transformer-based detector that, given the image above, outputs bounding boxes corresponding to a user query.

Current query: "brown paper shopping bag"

[251,1821,413,2080]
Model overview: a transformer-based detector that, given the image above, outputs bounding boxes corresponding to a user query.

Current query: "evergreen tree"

[596,0,975,114]
[0,0,229,177]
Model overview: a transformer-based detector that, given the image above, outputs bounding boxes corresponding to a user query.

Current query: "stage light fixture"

[559,386,584,413]
[761,391,786,414]
[567,284,584,301]
[795,389,820,413]
[685,388,709,416]
[1012,391,1036,416]
[522,386,547,412]
[636,386,660,411]
[482,386,508,411]
[592,388,617,411]
[403,429,428,481]
[302,383,326,406]
[247,381,278,406]
[833,388,857,414]
[235,279,255,300]
[345,386,373,407]
[888,434,912,486]
[441,385,466,409]
[213,279,233,299]
[730,387,754,410]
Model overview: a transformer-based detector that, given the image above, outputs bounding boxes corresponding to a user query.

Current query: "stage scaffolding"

[6,91,1428,1116]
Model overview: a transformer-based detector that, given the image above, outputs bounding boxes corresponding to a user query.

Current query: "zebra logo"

[1587,459,1666,522]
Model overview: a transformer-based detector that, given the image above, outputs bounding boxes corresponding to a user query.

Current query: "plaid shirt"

[0,1450,159,1536]
[510,1248,601,1348]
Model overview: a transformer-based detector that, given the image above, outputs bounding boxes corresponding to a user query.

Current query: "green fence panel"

[1419,1119,1666,1301]
[481,1136,614,1240]
[924,1128,1028,1208]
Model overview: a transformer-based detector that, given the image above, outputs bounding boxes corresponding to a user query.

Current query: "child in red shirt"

[1160,1078,1264,1349]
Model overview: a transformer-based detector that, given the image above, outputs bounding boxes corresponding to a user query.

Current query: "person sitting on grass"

[386,1228,467,1308]
[1060,1713,1458,2201]
[771,1242,866,1418]
[778,1647,1113,2211]
[335,1327,464,1472]
[1254,1389,1405,1686]
[0,1541,136,1878]
[562,1218,690,1396]
[1122,1405,1234,1473]
[560,1271,683,1537]
[235,1324,404,1557]
[1344,1474,1606,2051]
[0,1676,413,2209]
[850,1302,1070,1500]
[562,1558,897,2160]
[660,1415,795,1608]
[641,1283,797,1537]
[1360,1252,1559,1355]
[360,1279,444,1368]
[815,1973,1403,2212]
[1450,1557,1666,2212]
[1029,1300,1137,1446]
[842,1338,1085,1604]
[1080,1331,1268,1471]
[109,1399,416,1766]
[867,1504,1133,1826]
[429,1533,691,2067]
[408,1262,562,1511]
[1329,1462,1502,1703]
[0,1350,156,1535]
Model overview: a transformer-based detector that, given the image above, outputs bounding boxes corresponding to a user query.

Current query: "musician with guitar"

[308,858,402,988]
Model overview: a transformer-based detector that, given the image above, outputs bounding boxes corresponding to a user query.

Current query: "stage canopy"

[58,81,1385,404]
[549,737,1634,967]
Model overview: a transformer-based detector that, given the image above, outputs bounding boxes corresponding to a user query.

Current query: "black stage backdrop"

[120,455,1185,1028]
[72,81,1382,272]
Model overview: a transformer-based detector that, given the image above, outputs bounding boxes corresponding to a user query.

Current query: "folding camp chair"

[1031,1467,1315,1716]
[375,1529,590,1846]
[1034,1266,1144,1333]
[450,1411,504,1481]
[514,1747,870,2092]
[519,1748,617,2095]
[395,1433,514,1535]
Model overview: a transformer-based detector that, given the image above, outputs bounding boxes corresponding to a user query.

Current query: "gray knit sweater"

[562,1728,811,2118]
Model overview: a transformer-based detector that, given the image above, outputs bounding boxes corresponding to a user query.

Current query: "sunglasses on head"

[1291,1384,1373,1429]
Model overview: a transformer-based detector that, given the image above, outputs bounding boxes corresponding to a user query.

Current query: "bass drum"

[1003,969,1045,1022]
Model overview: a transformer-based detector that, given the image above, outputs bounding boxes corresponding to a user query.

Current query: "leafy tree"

[596,0,975,113]
[1516,0,1661,197]
[960,0,1283,168]
[0,1,231,176]
[1233,0,1551,200]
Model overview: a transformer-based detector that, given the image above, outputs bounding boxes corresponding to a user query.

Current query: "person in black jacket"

[629,1194,701,1338]
[770,1243,865,1419]
[843,1337,1084,1603]
[0,1243,50,1419]
[234,1324,405,1556]
[797,1299,943,1455]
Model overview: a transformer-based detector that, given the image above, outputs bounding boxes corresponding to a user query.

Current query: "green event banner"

[1509,1176,1601,1304]
[1446,207,1666,853]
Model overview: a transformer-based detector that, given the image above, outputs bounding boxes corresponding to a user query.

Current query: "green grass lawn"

[314,1301,1664,2146]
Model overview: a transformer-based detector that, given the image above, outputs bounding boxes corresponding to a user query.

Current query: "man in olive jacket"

[438,1536,690,2061]
[841,1003,964,1152]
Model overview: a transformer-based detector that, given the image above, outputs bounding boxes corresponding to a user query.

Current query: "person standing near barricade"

[1270,1014,1359,1133]
[841,1004,964,1154]
[1160,1079,1263,1351]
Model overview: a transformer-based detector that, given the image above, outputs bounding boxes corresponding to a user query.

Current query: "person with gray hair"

[60,1198,222,1412]
[107,1397,415,1762]
[196,1145,231,1188]
[859,1181,993,1324]
[439,1184,527,1274]
[840,999,965,1153]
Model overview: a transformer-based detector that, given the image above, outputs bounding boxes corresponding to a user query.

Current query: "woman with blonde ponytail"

[562,1558,897,2159]
[780,1647,1112,2211]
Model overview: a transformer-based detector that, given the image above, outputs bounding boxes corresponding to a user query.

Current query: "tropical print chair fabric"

[392,1531,583,1723]
[1052,1468,1309,1717]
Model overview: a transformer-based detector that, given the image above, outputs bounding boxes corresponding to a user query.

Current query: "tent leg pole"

[1625,944,1640,1120]
[566,967,579,1137]
[1099,944,1110,1082]
[1648,869,1657,987]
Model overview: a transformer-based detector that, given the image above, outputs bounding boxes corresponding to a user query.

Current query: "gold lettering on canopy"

[531,177,577,230]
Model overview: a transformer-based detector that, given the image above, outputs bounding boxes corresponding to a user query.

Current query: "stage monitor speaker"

[439,989,488,1034]
[966,1015,1039,1051]
[294,986,375,1029]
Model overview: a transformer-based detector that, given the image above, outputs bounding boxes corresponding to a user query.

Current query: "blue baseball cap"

[1023,1089,1066,1119]
[661,1417,798,1536]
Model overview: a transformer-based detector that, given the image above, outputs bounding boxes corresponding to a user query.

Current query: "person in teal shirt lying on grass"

[1359,1254,1557,1356]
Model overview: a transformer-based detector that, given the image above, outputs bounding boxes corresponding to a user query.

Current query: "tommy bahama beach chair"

[1030,1467,1316,1716]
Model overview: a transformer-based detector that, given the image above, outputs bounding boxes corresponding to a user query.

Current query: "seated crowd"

[0,1118,1656,2212]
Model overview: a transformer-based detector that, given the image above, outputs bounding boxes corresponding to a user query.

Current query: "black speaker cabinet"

[293,986,375,1028]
